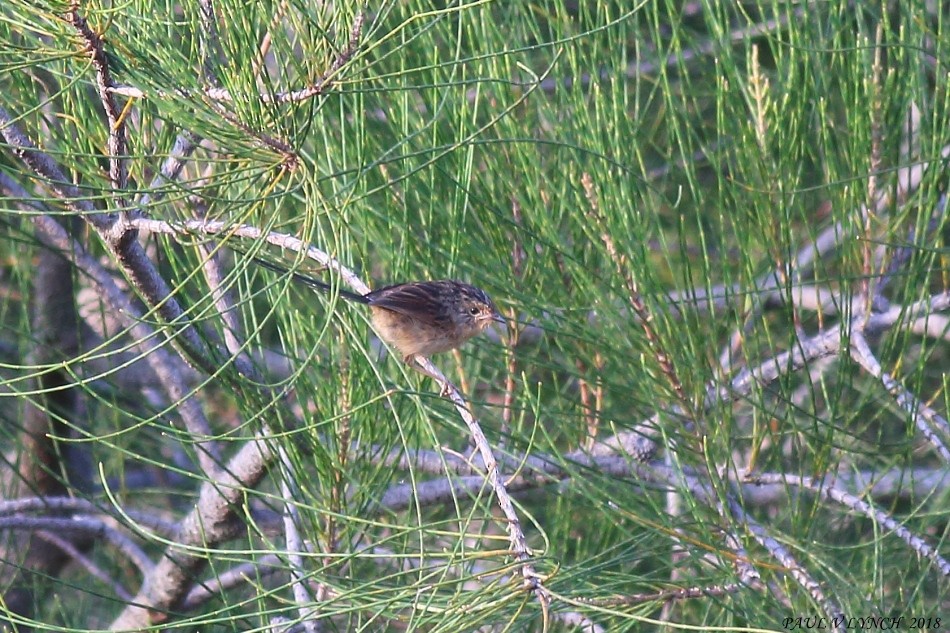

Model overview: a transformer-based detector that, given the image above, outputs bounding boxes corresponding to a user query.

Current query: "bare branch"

[0,108,225,378]
[745,472,950,576]
[725,497,845,630]
[0,171,225,476]
[67,0,129,202]
[278,446,319,631]
[37,530,133,601]
[0,516,153,578]
[109,432,276,629]
[849,332,950,462]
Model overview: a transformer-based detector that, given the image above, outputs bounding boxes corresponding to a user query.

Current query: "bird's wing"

[366,282,446,327]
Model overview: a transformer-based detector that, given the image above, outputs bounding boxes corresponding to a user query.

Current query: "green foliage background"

[1,0,949,631]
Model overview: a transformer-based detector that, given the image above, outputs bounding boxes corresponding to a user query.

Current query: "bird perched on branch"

[253,257,504,385]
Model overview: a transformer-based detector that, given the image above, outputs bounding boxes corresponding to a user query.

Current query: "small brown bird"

[253,257,504,374]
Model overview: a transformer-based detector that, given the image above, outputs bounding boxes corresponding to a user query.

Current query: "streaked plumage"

[254,258,504,362]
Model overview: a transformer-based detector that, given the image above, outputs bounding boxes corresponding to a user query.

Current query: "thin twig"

[128,217,370,294]
[584,172,690,411]
[745,472,950,575]
[413,357,548,613]
[108,12,364,106]
[0,496,178,537]
[181,555,285,610]
[278,446,319,632]
[861,24,885,315]
[0,516,153,577]
[725,497,845,631]
[575,581,744,607]
[137,130,201,212]
[67,1,129,205]
[37,530,133,601]
[501,197,525,442]
[849,332,950,462]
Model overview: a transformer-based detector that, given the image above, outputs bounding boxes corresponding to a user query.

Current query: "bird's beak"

[492,312,506,324]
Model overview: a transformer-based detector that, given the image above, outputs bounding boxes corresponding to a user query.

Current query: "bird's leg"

[404,355,451,396]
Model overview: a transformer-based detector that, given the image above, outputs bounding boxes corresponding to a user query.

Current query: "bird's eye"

[469,306,480,316]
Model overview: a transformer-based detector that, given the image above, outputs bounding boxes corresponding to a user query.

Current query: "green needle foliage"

[1,0,949,631]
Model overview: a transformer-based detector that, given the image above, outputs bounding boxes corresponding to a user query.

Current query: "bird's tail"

[251,257,369,304]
